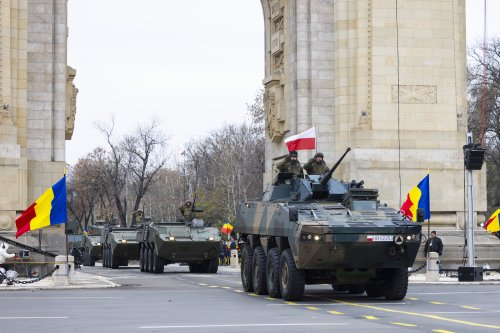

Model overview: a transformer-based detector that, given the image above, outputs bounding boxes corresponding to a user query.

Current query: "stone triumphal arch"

[260,0,486,229]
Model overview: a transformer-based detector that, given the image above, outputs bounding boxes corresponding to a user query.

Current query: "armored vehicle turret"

[101,220,141,269]
[235,148,423,301]
[81,221,106,266]
[136,207,221,274]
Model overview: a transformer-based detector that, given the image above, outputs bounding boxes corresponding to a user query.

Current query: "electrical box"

[458,266,483,282]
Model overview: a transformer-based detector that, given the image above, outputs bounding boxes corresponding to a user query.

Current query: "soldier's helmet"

[185,201,192,207]
[314,152,324,158]
[289,150,298,157]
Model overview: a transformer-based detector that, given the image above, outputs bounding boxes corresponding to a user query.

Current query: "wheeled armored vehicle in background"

[136,209,221,274]
[235,148,423,301]
[100,221,140,269]
[81,221,106,266]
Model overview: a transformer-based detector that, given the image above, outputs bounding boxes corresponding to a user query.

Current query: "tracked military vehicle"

[235,148,423,301]
[101,221,141,269]
[81,221,105,266]
[136,208,221,274]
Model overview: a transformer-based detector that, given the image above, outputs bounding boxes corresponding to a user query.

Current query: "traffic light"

[463,143,485,170]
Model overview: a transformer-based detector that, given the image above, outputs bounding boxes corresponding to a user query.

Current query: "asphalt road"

[1,264,500,333]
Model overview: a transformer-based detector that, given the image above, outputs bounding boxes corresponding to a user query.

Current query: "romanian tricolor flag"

[484,209,500,233]
[15,176,67,238]
[220,223,234,235]
[400,174,430,222]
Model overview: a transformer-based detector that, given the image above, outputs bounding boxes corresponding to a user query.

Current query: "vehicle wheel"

[280,248,305,301]
[365,284,384,297]
[252,246,268,295]
[111,252,119,269]
[266,247,281,298]
[189,263,200,273]
[102,248,108,268]
[240,246,254,292]
[147,247,154,273]
[347,284,365,295]
[153,251,165,274]
[207,258,218,274]
[139,246,145,272]
[384,268,408,300]
[89,255,96,266]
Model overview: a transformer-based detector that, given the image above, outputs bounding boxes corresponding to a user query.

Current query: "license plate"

[366,235,393,242]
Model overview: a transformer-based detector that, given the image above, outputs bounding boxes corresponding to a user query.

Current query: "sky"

[66,0,500,165]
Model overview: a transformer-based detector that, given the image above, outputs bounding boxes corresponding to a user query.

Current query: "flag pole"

[315,124,318,155]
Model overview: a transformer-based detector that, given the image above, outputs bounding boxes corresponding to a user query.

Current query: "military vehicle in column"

[81,221,106,266]
[235,147,423,301]
[101,218,141,269]
[136,203,221,274]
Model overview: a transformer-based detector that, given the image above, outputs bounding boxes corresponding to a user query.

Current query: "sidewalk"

[409,271,500,285]
[0,270,120,291]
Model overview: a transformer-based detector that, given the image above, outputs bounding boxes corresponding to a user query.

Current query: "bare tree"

[468,38,500,215]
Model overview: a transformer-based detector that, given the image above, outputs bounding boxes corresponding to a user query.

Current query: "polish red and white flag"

[284,127,316,151]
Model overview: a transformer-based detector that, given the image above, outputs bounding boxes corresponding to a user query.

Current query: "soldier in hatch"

[276,150,304,177]
[180,201,195,222]
[303,152,330,175]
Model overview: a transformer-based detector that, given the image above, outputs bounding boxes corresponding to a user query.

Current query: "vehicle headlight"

[96,242,101,246]
[406,235,412,241]
[121,239,127,243]
[169,236,175,241]
[301,233,323,241]
[208,236,214,241]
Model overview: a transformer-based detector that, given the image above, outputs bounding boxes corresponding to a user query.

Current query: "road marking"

[208,285,218,288]
[0,317,68,320]
[285,301,297,305]
[222,286,231,289]
[140,323,350,329]
[197,283,207,286]
[328,310,344,315]
[306,307,320,311]
[430,301,446,305]
[233,290,244,292]
[461,306,480,310]
[391,322,417,327]
[363,316,378,320]
[265,297,277,301]
[248,293,258,297]
[334,299,500,329]
[407,297,418,300]
[433,330,456,333]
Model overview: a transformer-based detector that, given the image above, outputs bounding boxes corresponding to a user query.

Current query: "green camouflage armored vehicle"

[235,148,423,301]
[101,221,141,269]
[136,208,221,274]
[81,221,106,266]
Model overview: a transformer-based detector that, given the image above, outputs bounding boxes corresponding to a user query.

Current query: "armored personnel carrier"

[101,221,141,269]
[81,221,105,266]
[235,148,423,301]
[136,209,221,274]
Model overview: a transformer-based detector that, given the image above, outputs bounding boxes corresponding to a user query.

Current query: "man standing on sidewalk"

[424,230,443,256]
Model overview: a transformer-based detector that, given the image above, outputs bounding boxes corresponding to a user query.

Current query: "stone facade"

[260,0,486,227]
[0,1,76,256]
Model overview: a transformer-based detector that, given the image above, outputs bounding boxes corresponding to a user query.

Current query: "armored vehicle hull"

[101,226,140,269]
[82,235,102,266]
[137,220,221,274]
[235,148,422,301]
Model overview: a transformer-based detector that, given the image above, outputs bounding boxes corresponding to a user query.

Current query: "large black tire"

[384,268,408,300]
[139,246,145,272]
[207,258,218,274]
[102,248,108,268]
[365,284,384,297]
[280,249,305,301]
[89,255,96,266]
[240,246,254,292]
[252,246,268,295]
[189,263,200,273]
[266,247,281,298]
[82,250,88,266]
[111,251,119,269]
[147,247,154,273]
[153,251,165,274]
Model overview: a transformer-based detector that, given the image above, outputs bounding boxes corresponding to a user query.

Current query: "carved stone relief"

[264,80,286,142]
[66,66,78,140]
[391,85,437,104]
[270,0,284,72]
